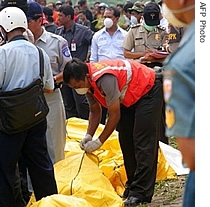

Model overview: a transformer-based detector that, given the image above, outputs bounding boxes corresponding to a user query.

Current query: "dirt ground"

[147,175,186,207]
[115,136,187,207]
[120,137,187,207]
[137,136,187,207]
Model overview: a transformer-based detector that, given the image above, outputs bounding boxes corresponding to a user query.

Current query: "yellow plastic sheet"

[27,117,177,207]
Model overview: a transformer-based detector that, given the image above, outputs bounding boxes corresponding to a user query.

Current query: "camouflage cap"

[139,0,161,4]
[128,4,144,13]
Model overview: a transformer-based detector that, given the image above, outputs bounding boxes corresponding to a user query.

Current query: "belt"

[155,73,162,80]
[154,66,163,80]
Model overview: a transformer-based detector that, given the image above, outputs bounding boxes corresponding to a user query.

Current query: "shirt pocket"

[50,56,58,74]
[134,36,145,52]
[98,39,109,54]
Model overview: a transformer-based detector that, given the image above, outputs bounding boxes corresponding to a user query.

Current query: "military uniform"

[122,23,167,54]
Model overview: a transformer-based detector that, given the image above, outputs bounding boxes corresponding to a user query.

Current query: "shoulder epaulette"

[130,23,141,29]
[157,25,166,31]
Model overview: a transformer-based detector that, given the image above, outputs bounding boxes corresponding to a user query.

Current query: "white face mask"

[162,3,194,27]
[130,15,138,24]
[104,18,113,29]
[75,88,89,95]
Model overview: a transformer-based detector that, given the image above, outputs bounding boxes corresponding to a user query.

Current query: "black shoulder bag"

[0,47,49,135]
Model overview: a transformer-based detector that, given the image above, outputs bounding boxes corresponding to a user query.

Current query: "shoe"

[124,196,151,207]
[122,186,130,200]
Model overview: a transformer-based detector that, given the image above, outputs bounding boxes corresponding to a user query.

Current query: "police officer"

[55,5,93,120]
[162,0,195,206]
[0,7,57,207]
[163,24,185,54]
[123,1,168,68]
[63,58,163,206]
[27,2,72,164]
[128,1,144,26]
[122,1,168,144]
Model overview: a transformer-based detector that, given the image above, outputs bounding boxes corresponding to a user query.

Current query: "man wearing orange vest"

[63,57,164,206]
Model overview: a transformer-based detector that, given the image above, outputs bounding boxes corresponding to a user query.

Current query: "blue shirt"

[0,39,53,91]
[90,26,128,62]
[163,20,195,138]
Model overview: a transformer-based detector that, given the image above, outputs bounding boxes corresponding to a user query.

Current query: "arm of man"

[89,33,99,62]
[42,50,54,93]
[96,74,121,143]
[53,71,63,83]
[86,93,121,144]
[176,137,195,171]
[87,100,102,136]
[99,99,120,143]
[123,48,153,59]
[82,74,121,153]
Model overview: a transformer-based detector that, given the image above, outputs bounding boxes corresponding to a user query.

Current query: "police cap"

[143,2,160,26]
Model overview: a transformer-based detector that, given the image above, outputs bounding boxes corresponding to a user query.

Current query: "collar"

[9,35,27,42]
[63,22,76,33]
[35,27,47,44]
[102,25,122,34]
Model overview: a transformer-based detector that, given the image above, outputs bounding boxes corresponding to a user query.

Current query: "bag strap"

[37,46,44,88]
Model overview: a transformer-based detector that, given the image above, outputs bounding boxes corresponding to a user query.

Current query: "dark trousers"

[14,165,26,207]
[61,85,89,120]
[118,79,163,201]
[160,91,169,144]
[183,171,195,207]
[0,119,57,207]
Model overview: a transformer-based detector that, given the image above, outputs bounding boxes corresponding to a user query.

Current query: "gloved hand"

[80,134,92,150]
[82,138,102,153]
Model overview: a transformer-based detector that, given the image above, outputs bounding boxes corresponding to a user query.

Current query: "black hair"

[65,0,73,6]
[43,6,53,16]
[105,6,120,18]
[63,58,88,83]
[123,2,133,13]
[58,5,74,20]
[43,7,54,22]
[116,4,123,8]
[94,1,100,6]
[78,0,86,7]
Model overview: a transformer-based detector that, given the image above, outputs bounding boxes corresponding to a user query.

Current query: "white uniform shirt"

[90,26,128,62]
[34,28,72,75]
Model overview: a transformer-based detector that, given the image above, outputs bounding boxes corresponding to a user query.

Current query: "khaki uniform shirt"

[122,23,167,53]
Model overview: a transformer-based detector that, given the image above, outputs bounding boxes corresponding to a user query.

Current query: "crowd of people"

[0,0,195,207]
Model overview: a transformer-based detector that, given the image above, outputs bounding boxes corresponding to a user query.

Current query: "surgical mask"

[162,3,194,27]
[144,23,156,31]
[130,15,138,24]
[75,88,89,95]
[104,18,113,28]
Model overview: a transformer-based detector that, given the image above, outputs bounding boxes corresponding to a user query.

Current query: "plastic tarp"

[27,117,188,207]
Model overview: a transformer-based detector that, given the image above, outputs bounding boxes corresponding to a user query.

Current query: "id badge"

[71,43,76,51]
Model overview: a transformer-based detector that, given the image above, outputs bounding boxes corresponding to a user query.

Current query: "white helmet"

[0,7,27,32]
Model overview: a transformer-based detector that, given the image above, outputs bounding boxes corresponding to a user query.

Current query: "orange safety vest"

[87,59,155,107]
